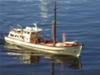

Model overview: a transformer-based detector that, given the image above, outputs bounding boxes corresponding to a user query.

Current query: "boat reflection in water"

[5,44,82,75]
[51,55,81,69]
[5,44,41,64]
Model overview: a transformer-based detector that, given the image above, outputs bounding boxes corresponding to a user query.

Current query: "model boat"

[4,0,83,57]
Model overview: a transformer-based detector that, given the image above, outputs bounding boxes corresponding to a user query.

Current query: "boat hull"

[4,37,82,57]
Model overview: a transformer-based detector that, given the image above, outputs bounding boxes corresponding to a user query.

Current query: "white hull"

[5,37,82,57]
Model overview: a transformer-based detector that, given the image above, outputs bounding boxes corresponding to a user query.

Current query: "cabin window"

[10,34,14,37]
[15,35,17,37]
[27,32,30,34]
[17,31,21,33]
[20,36,23,39]
[24,31,30,34]
[24,31,26,34]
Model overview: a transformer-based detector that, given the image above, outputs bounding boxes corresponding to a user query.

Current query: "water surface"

[0,0,100,75]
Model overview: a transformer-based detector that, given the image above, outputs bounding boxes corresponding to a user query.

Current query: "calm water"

[0,0,100,75]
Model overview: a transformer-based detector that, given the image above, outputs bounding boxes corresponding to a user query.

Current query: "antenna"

[33,23,38,31]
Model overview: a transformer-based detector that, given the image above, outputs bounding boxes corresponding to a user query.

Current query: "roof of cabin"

[23,26,43,32]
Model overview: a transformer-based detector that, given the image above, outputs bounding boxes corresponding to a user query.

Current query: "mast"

[52,0,57,46]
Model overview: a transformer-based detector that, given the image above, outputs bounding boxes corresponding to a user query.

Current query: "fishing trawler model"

[4,0,83,58]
